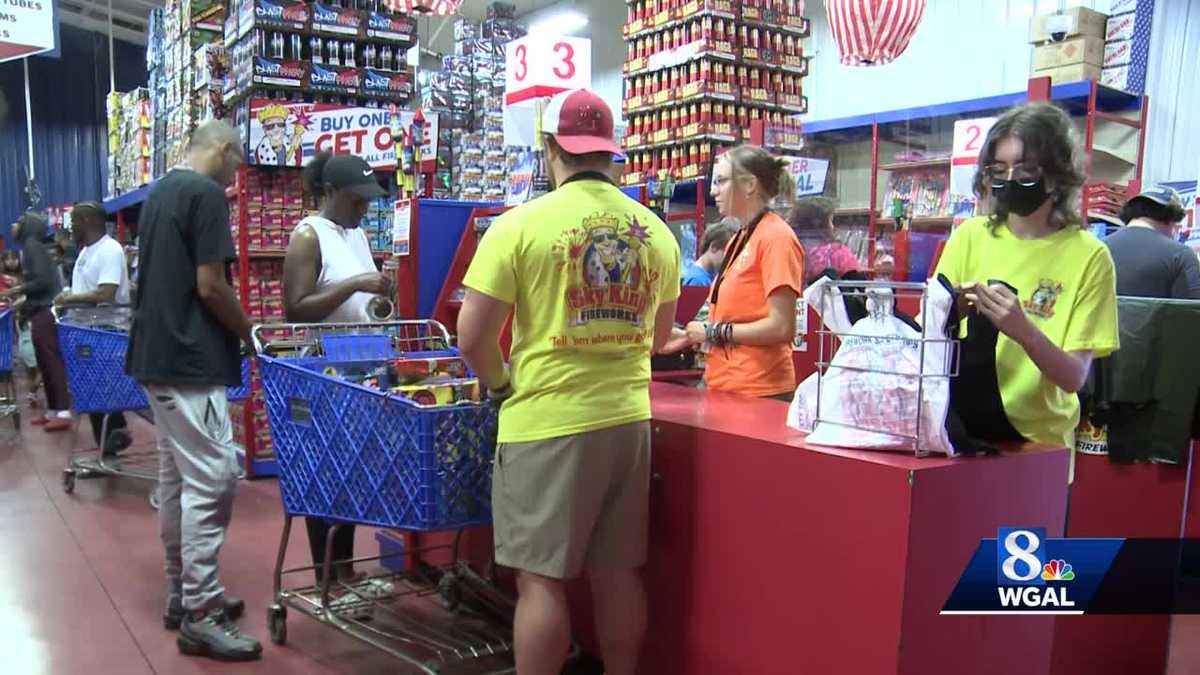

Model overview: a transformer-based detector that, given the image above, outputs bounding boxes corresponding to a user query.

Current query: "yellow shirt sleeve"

[462,215,519,304]
[933,217,979,287]
[1063,245,1120,357]
[660,221,682,304]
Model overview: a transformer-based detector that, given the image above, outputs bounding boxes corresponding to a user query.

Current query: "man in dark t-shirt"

[1106,186,1200,299]
[127,120,261,661]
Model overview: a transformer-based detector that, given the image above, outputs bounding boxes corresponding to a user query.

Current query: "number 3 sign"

[505,35,592,105]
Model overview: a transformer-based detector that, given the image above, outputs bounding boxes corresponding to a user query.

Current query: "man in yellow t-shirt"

[458,89,680,675]
[935,215,1120,451]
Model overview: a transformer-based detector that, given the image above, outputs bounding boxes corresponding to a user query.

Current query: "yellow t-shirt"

[934,216,1119,450]
[462,178,681,443]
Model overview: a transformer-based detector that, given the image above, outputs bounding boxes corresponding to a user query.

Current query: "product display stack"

[1099,0,1153,94]
[143,0,227,182]
[423,3,526,201]
[620,0,809,187]
[105,89,154,198]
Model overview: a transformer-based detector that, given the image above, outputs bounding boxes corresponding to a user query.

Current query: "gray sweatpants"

[145,384,240,612]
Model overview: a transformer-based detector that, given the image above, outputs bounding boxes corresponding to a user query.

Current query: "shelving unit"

[802,79,1148,277]
[621,0,809,187]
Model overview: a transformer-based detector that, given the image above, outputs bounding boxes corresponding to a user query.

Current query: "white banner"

[0,0,57,63]
[248,100,437,170]
[786,157,830,197]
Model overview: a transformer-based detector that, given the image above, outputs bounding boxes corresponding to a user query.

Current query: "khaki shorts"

[492,420,651,580]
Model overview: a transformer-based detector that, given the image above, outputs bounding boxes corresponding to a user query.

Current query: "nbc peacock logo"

[1041,559,1075,582]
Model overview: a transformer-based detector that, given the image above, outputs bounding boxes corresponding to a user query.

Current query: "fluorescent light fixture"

[528,10,588,36]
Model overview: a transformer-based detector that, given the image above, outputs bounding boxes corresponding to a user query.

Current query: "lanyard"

[709,209,769,307]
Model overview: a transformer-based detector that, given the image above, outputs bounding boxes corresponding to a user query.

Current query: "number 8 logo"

[1002,530,1042,582]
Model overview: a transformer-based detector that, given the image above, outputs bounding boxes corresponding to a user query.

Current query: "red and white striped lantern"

[387,0,464,15]
[825,0,927,67]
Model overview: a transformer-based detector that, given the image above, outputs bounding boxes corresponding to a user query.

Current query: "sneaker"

[176,608,262,662]
[327,591,374,620]
[102,429,132,457]
[43,417,71,432]
[164,595,245,630]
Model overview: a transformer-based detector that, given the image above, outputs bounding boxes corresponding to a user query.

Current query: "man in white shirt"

[56,202,133,454]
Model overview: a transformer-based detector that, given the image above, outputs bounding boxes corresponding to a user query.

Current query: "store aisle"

[4,410,442,675]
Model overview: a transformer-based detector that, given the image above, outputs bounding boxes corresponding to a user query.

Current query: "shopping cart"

[0,307,18,433]
[56,305,252,507]
[255,320,525,674]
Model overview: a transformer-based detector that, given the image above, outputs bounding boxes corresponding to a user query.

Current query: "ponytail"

[302,150,333,196]
[724,144,794,207]
[774,157,796,208]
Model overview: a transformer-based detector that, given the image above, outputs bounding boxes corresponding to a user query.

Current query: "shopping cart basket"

[0,307,18,433]
[255,320,524,674]
[56,305,251,505]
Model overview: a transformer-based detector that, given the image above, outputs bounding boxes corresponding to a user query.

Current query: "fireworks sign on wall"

[825,0,926,67]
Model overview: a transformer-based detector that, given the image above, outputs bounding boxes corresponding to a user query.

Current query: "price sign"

[786,157,829,197]
[952,117,998,163]
[505,35,592,105]
[392,198,412,257]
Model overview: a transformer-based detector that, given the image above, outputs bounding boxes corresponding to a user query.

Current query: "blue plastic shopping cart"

[254,320,526,674]
[56,305,251,505]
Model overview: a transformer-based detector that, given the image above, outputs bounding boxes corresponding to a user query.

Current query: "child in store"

[0,250,41,407]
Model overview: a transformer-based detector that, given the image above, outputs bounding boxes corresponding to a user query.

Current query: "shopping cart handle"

[53,302,134,322]
[252,320,454,356]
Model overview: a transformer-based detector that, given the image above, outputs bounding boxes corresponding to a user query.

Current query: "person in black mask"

[933,102,1120,460]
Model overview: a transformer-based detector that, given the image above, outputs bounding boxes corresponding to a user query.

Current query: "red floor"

[6,398,1200,674]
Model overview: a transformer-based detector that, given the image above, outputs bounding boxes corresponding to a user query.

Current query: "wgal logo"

[996,528,1075,608]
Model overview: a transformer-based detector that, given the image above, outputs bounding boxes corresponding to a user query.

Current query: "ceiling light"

[528,10,588,36]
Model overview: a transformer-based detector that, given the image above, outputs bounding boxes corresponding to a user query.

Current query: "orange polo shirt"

[705,211,805,397]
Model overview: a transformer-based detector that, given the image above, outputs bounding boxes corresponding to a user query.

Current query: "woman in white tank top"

[282,152,392,592]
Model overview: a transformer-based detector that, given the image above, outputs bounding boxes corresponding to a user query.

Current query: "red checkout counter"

[561,382,1070,675]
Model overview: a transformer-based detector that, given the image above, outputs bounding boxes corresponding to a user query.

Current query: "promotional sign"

[311,2,362,37]
[504,35,592,105]
[392,198,412,256]
[505,150,536,206]
[786,157,830,197]
[248,100,437,170]
[0,0,58,63]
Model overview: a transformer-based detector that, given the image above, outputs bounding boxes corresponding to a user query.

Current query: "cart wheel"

[268,605,287,645]
[437,573,461,612]
[62,470,76,494]
[148,490,160,510]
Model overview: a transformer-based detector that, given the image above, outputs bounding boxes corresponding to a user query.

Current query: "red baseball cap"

[542,89,624,157]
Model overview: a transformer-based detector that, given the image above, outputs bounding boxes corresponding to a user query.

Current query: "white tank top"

[295,215,378,324]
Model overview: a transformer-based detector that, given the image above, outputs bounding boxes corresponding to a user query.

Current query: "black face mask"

[992,179,1048,217]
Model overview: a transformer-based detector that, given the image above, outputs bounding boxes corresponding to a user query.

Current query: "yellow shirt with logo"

[463,179,681,444]
[934,216,1119,451]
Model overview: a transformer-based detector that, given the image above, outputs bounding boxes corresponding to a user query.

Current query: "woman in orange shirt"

[680,145,806,399]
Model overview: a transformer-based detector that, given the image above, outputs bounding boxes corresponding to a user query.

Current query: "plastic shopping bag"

[788,279,956,456]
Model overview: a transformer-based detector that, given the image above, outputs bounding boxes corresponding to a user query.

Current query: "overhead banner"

[0,0,58,63]
[248,100,437,170]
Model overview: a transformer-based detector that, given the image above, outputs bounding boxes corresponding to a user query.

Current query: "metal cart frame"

[254,320,531,674]
[56,305,251,507]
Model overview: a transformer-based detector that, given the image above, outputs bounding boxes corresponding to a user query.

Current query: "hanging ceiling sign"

[505,34,592,105]
[0,0,58,64]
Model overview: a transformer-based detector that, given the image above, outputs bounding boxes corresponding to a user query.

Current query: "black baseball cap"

[323,154,387,199]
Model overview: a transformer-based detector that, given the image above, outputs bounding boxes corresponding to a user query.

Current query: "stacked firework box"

[141,0,227,183]
[422,2,525,200]
[106,89,154,198]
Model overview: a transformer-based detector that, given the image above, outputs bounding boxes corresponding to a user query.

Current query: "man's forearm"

[200,282,253,346]
[464,342,508,391]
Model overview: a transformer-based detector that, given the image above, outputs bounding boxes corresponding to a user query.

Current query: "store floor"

[5,401,1200,675]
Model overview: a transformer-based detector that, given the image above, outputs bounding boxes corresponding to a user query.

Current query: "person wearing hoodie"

[6,212,71,430]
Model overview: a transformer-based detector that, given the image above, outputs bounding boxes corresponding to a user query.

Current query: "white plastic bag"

[787,279,956,456]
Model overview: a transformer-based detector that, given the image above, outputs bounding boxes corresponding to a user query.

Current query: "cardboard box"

[1105,9,1152,42]
[1030,7,1107,44]
[1103,39,1133,66]
[1032,63,1101,85]
[1032,35,1104,70]
[1100,63,1147,94]
[1109,0,1143,15]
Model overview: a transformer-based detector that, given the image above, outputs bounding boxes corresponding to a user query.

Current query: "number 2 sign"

[505,35,592,105]
[952,117,998,164]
